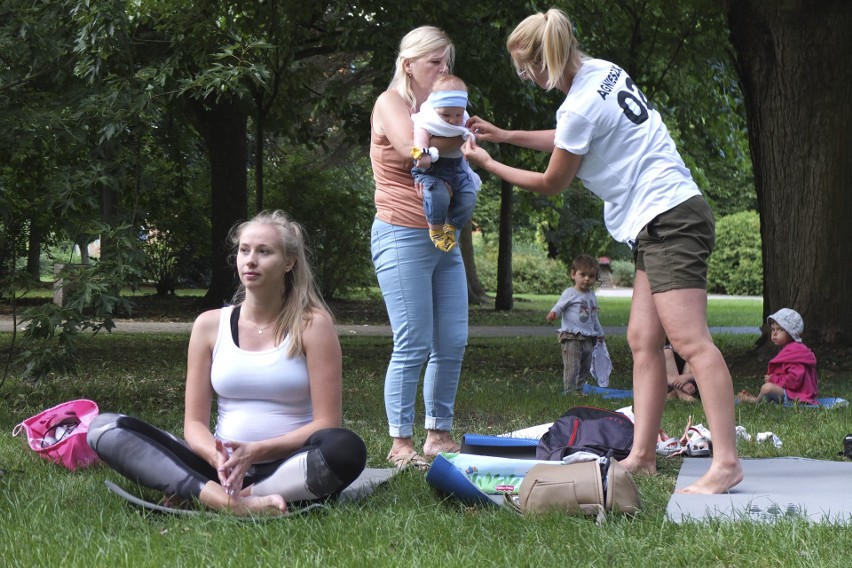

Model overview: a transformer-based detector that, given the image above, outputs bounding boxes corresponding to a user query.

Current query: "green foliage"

[12,224,145,382]
[142,231,178,296]
[475,241,569,295]
[707,210,763,296]
[264,150,375,300]
[610,259,635,287]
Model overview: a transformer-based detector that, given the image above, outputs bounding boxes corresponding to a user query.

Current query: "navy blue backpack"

[536,406,634,462]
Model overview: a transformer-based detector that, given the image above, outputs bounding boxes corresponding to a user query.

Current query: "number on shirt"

[617,77,654,125]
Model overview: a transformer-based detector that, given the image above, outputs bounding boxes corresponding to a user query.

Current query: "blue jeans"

[412,156,478,228]
[370,218,468,438]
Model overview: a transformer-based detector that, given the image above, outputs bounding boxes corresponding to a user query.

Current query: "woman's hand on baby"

[462,137,491,168]
[466,116,505,143]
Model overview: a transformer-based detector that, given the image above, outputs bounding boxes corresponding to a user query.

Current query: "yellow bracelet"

[410,147,425,160]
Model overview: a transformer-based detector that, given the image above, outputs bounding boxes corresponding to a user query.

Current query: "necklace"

[245,319,275,335]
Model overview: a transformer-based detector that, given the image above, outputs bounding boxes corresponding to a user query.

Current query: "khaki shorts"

[633,196,715,293]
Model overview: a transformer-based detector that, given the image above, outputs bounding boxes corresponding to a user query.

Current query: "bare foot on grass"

[617,456,656,476]
[736,390,758,403]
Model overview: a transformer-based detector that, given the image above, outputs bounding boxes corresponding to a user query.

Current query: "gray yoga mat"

[107,467,398,515]
[338,467,399,503]
[667,457,852,523]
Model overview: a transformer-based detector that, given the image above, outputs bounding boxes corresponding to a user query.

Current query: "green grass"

[471,294,762,328]
[2,329,852,566]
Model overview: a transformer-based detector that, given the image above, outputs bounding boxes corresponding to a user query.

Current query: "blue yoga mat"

[460,434,539,459]
[784,397,848,409]
[426,454,551,508]
[582,383,634,399]
[584,384,848,409]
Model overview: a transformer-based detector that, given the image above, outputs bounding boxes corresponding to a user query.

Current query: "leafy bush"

[707,210,763,296]
[265,151,375,300]
[142,230,177,296]
[475,241,569,295]
[611,259,635,287]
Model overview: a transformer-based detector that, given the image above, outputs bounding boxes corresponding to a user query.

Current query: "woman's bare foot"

[677,461,743,494]
[423,430,461,458]
[234,494,288,515]
[617,456,656,476]
[200,481,287,515]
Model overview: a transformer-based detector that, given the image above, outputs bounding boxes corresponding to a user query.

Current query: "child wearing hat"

[737,308,819,405]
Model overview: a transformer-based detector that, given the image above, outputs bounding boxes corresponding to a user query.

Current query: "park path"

[0,289,761,337]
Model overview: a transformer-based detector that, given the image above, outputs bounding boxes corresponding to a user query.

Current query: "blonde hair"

[432,74,467,93]
[388,26,455,111]
[229,210,330,356]
[507,8,585,91]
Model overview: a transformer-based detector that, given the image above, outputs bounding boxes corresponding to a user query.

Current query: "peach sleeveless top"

[370,126,428,229]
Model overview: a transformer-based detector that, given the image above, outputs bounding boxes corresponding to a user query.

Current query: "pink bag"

[12,399,101,470]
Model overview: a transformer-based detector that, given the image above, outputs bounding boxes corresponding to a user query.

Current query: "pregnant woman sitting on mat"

[88,210,367,515]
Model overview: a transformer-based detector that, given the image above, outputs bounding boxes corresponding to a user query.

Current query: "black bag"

[536,406,634,461]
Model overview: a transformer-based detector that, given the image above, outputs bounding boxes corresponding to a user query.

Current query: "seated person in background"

[737,308,818,405]
[665,343,699,402]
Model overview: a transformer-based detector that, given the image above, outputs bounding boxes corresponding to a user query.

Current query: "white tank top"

[211,306,312,443]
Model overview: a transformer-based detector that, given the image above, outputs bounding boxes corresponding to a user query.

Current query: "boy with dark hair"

[547,254,606,394]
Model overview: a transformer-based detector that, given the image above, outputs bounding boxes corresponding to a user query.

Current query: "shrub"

[610,259,635,287]
[474,241,569,295]
[707,210,763,296]
[512,254,570,294]
[266,151,375,300]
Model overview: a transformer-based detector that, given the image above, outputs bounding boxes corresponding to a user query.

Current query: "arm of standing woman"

[462,135,582,196]
[374,90,462,160]
[466,115,556,152]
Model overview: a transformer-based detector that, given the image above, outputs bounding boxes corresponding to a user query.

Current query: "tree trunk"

[255,113,264,214]
[26,219,42,277]
[723,0,852,346]
[459,222,489,305]
[185,97,249,309]
[495,179,514,311]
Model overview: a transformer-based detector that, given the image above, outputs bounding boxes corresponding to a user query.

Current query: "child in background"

[547,254,605,394]
[410,74,481,252]
[737,308,818,405]
[665,342,699,402]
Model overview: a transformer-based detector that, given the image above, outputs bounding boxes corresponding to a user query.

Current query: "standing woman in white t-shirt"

[462,8,741,495]
[88,211,367,514]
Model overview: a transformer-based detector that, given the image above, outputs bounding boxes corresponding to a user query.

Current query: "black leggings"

[87,413,367,501]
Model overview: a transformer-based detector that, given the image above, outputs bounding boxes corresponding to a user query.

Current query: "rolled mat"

[426,453,551,507]
[460,434,539,459]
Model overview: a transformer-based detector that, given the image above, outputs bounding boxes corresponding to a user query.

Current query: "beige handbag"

[509,459,640,522]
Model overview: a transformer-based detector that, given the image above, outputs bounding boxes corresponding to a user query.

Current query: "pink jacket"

[767,342,819,404]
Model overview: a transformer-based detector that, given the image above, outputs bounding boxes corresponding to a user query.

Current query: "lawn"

[2,304,852,566]
[2,286,765,329]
